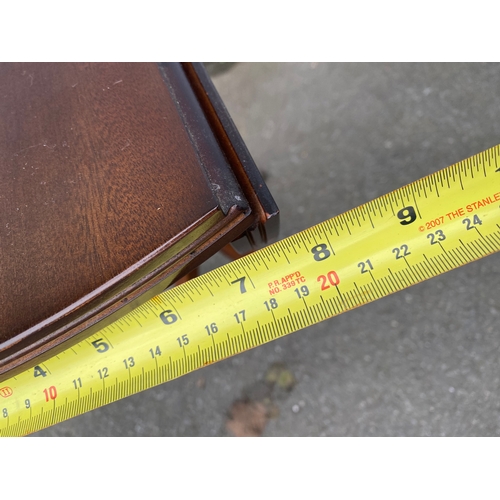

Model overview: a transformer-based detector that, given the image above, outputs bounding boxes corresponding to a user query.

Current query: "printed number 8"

[311,243,331,261]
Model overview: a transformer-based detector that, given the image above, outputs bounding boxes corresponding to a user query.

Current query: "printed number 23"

[427,230,446,245]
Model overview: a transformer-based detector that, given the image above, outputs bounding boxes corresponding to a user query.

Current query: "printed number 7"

[231,276,247,294]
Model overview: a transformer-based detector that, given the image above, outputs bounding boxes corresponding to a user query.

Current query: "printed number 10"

[43,386,57,402]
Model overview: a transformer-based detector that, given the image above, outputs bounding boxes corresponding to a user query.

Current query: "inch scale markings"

[1,145,500,436]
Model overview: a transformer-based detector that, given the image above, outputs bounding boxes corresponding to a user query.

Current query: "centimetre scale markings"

[1,145,500,436]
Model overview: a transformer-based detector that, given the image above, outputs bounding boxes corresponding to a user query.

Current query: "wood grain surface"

[0,63,275,376]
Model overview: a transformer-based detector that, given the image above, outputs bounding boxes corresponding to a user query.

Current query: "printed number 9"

[397,206,417,226]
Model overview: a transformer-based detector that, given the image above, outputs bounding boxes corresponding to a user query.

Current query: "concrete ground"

[36,63,500,436]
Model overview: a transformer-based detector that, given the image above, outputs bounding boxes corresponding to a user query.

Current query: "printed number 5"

[92,338,110,353]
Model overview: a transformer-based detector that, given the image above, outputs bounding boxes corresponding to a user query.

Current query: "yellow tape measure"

[1,145,500,436]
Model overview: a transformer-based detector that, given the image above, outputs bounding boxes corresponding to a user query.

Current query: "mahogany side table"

[0,62,278,378]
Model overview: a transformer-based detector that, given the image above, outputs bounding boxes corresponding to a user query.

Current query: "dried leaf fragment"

[226,400,268,437]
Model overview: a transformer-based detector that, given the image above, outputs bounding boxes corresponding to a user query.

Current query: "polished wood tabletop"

[0,62,278,377]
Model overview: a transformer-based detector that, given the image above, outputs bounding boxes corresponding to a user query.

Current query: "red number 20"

[317,271,340,290]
